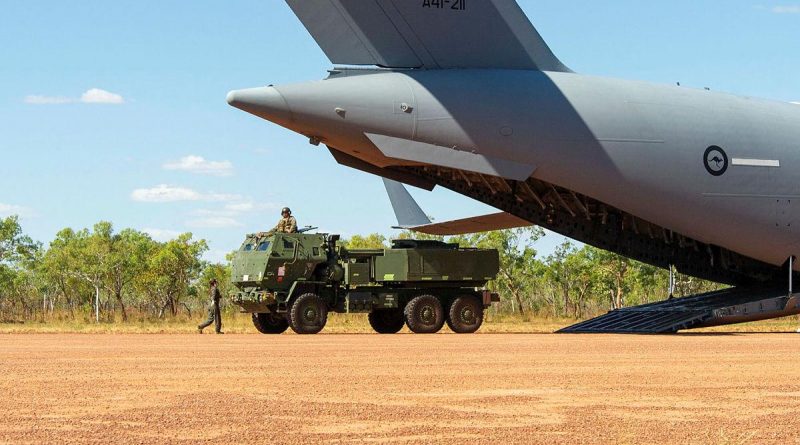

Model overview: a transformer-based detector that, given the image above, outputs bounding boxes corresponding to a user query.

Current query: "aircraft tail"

[383,179,533,236]
[285,0,569,71]
[383,178,432,227]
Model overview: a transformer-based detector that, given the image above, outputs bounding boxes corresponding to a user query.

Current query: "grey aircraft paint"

[227,0,799,288]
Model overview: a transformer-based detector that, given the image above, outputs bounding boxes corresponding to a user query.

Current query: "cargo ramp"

[559,286,799,334]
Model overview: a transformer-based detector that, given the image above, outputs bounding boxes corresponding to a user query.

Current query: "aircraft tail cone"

[226,87,293,125]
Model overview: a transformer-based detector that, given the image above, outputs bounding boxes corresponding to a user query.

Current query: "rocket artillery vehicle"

[230,231,500,335]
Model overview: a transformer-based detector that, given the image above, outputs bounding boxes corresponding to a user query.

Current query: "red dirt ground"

[2,333,800,444]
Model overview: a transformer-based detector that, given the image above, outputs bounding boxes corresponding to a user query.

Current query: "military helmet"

[281,207,291,215]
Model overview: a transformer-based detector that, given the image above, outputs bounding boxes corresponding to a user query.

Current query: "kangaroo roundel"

[704,146,728,177]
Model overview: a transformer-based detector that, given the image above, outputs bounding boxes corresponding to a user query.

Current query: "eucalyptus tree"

[0,216,40,319]
[41,228,90,317]
[342,234,388,250]
[71,225,108,322]
[141,234,208,318]
[102,228,156,321]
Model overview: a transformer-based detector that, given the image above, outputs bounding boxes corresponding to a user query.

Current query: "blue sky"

[1,1,798,262]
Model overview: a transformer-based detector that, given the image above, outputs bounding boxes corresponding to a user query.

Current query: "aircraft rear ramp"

[560,287,798,334]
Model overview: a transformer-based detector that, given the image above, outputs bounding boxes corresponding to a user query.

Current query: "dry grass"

[1,311,798,334]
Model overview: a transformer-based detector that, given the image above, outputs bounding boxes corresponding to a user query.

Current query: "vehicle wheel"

[446,295,484,334]
[289,293,328,335]
[252,312,289,334]
[404,295,444,334]
[368,309,405,334]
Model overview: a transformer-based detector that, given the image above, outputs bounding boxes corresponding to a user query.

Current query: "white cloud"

[224,202,255,212]
[772,5,800,13]
[191,201,278,216]
[185,200,278,230]
[191,208,239,218]
[142,195,277,231]
[231,201,279,212]
[186,217,243,229]
[203,192,243,202]
[24,95,73,105]
[791,102,800,105]
[143,228,183,242]
[80,88,125,104]
[131,185,241,203]
[132,185,201,202]
[24,88,125,105]
[0,203,32,217]
[163,155,234,177]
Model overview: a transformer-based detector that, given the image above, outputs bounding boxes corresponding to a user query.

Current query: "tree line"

[0,216,720,323]
[0,216,227,322]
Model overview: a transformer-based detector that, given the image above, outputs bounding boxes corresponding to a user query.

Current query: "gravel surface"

[2,333,799,444]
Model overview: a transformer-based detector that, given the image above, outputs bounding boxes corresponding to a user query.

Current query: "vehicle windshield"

[257,241,271,251]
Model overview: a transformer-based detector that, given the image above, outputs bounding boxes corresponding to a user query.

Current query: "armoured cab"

[231,232,329,292]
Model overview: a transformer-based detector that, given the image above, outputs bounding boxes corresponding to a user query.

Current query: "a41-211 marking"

[422,0,466,11]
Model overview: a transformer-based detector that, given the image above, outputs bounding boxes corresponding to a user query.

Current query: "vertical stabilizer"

[383,179,432,227]
[286,0,570,71]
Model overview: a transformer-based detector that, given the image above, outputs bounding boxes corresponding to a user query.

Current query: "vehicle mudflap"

[482,290,500,307]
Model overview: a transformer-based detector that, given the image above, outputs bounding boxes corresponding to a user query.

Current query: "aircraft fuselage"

[228,69,800,279]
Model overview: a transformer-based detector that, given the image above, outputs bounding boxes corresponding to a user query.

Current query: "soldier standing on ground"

[198,279,223,334]
[272,207,298,234]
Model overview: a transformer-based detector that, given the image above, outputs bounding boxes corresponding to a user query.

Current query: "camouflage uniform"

[198,285,223,334]
[273,215,298,234]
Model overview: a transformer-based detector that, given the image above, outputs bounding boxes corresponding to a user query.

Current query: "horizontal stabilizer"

[285,0,569,71]
[383,179,532,236]
[367,133,536,181]
[401,212,533,236]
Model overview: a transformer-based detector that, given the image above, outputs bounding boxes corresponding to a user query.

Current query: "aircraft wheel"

[289,293,328,335]
[446,295,484,334]
[404,295,444,334]
[252,312,289,334]
[368,309,405,334]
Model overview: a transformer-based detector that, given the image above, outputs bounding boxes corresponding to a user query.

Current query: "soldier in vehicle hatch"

[198,279,223,334]
[271,207,298,234]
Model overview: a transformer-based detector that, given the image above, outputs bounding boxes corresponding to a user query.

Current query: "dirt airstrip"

[1,333,800,444]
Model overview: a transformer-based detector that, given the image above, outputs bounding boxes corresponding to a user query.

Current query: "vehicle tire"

[252,312,289,334]
[368,309,405,334]
[404,295,445,334]
[288,293,328,335]
[446,295,484,334]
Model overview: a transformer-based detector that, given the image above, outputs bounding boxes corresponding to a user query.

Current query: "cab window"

[243,244,253,251]
[283,240,295,249]
[258,241,271,251]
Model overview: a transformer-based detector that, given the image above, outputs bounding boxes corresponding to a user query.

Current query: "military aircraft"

[227,0,800,332]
